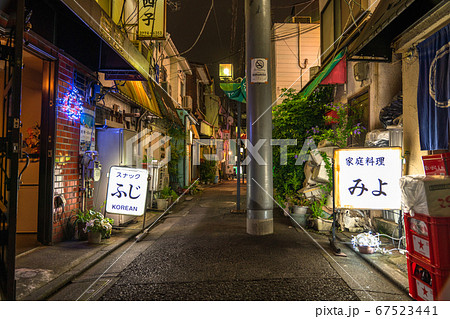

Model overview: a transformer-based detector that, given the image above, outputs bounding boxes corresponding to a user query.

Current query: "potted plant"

[290,194,311,228]
[83,210,114,244]
[74,208,92,240]
[309,195,333,231]
[157,186,177,210]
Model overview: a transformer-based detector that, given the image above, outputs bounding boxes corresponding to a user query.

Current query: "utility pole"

[236,101,241,211]
[245,0,273,235]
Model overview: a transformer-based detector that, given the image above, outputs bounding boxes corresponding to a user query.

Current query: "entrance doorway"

[15,51,45,253]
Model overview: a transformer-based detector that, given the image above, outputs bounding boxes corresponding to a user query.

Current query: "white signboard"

[250,58,268,83]
[335,148,402,210]
[106,166,149,216]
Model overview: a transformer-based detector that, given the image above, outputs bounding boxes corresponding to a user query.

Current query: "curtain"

[417,24,450,150]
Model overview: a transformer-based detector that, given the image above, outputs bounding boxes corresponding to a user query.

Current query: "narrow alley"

[40,181,411,301]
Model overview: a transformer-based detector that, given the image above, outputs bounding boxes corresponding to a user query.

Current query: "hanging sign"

[80,108,95,155]
[138,0,166,40]
[106,166,149,216]
[335,147,402,210]
[250,58,268,84]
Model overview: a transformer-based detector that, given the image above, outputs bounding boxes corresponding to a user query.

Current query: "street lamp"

[219,64,233,81]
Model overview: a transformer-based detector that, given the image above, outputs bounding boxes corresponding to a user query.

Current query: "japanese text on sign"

[138,0,166,39]
[335,148,402,210]
[106,166,149,216]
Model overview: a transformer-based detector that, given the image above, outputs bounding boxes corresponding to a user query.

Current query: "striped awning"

[116,81,162,117]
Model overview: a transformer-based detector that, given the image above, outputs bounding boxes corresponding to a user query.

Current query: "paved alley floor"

[96,180,410,301]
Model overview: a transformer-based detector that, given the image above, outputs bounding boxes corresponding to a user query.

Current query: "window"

[321,0,368,62]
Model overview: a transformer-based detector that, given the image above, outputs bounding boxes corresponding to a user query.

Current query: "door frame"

[37,56,57,245]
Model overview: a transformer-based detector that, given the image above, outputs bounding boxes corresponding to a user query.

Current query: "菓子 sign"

[137,0,166,40]
[106,166,149,216]
[335,148,402,210]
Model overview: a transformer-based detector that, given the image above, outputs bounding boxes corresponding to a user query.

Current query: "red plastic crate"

[422,153,450,176]
[407,254,450,301]
[404,213,450,268]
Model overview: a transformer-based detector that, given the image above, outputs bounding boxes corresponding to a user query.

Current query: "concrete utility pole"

[245,0,273,235]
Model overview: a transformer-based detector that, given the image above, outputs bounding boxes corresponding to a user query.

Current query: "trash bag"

[379,94,403,128]
[365,129,389,147]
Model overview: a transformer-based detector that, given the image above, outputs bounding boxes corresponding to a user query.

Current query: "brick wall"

[52,53,93,243]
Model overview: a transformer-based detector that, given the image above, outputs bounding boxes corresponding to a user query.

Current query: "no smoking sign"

[250,58,268,84]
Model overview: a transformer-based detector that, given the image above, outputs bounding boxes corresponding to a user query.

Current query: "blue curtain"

[417,24,450,150]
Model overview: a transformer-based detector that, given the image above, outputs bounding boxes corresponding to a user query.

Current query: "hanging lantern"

[58,87,84,121]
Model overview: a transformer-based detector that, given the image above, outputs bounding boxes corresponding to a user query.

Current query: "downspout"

[298,23,308,89]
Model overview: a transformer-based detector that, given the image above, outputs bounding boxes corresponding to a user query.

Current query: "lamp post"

[219,64,233,82]
[219,64,244,213]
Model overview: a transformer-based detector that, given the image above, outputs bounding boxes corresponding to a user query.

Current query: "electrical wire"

[272,0,318,32]
[178,0,214,56]
[271,24,319,41]
[212,1,223,50]
[272,0,315,9]
[251,0,381,127]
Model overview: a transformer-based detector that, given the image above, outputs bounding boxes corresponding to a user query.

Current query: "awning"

[148,79,183,127]
[348,0,445,62]
[115,81,162,117]
[299,50,346,98]
[320,57,346,85]
[26,0,149,80]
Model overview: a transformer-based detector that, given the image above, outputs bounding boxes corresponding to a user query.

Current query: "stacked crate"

[404,154,450,300]
[404,213,450,300]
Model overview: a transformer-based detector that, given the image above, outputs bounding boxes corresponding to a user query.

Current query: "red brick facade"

[52,53,94,243]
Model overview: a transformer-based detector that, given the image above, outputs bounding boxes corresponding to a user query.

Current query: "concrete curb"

[20,212,167,301]
[22,229,141,301]
[335,233,411,296]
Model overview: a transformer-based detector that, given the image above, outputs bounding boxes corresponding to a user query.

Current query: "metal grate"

[74,70,88,99]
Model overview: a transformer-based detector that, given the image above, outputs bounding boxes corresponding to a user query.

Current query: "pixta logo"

[192,138,317,165]
[125,129,171,168]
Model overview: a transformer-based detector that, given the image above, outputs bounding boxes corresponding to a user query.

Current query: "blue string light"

[58,87,84,121]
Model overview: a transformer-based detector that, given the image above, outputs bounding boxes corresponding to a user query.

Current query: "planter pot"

[290,206,309,228]
[312,217,333,231]
[292,206,308,215]
[358,246,375,254]
[88,231,102,244]
[156,198,168,210]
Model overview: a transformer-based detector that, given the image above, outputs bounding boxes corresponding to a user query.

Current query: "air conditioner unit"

[292,16,312,24]
[182,95,193,110]
[354,62,369,82]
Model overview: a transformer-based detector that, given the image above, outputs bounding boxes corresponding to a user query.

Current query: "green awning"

[220,78,246,103]
[300,49,346,98]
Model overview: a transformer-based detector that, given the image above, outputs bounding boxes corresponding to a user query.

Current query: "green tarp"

[220,77,246,103]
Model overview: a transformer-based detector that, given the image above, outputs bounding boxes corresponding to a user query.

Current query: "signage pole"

[330,159,341,254]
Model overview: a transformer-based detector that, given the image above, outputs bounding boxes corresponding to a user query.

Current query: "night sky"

[167,0,319,81]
